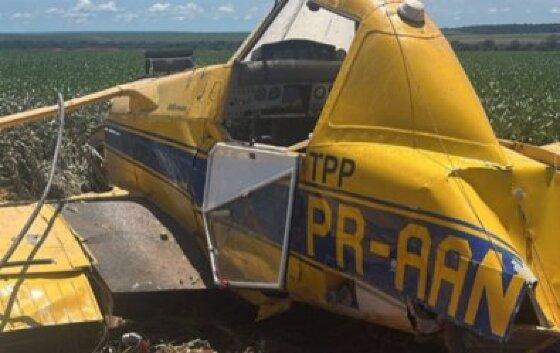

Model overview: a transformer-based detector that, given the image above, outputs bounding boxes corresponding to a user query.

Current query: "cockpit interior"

[223,0,357,147]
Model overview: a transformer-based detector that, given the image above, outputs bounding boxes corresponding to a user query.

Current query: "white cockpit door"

[202,143,299,290]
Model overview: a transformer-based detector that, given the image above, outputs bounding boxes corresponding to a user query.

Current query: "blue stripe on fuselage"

[105,123,206,205]
[289,192,526,340]
[104,123,528,341]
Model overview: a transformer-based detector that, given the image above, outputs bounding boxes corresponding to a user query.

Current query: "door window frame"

[202,143,300,290]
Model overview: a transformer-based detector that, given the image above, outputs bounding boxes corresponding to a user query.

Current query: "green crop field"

[0,48,559,199]
[460,51,560,145]
[0,49,232,198]
[446,33,556,45]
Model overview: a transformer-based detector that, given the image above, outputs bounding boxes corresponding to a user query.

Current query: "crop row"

[0,49,558,199]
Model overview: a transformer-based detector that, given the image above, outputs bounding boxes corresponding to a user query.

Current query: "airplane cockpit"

[223,0,357,146]
[203,0,359,292]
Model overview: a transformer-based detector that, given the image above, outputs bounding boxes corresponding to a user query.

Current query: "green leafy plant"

[1,49,559,199]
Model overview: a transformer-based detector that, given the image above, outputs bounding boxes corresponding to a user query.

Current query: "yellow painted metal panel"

[302,143,508,239]
[0,274,102,333]
[399,33,506,162]
[329,32,412,132]
[502,140,560,169]
[109,64,232,153]
[2,0,560,343]
[312,2,505,163]
[0,203,103,333]
[0,205,91,275]
[511,165,560,327]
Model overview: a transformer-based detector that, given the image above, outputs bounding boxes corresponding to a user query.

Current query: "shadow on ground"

[108,291,446,353]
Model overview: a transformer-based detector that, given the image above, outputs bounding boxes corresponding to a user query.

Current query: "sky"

[0,0,559,33]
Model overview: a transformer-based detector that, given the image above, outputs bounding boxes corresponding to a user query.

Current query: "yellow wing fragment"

[501,140,560,169]
[542,142,560,155]
[0,80,158,131]
[0,204,102,333]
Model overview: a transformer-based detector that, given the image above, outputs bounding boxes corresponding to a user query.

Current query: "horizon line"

[0,22,558,35]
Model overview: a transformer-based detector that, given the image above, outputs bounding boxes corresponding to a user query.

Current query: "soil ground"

[101,291,446,353]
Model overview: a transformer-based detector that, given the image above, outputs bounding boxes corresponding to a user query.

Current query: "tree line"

[444,23,560,35]
[451,35,560,51]
[0,40,243,51]
[0,34,558,52]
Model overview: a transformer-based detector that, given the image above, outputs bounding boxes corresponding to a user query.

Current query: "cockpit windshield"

[242,0,356,62]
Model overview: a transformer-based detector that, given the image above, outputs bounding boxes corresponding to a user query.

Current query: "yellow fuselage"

[99,0,560,345]
[2,0,560,349]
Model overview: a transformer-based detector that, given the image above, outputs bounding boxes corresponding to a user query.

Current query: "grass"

[0,49,558,198]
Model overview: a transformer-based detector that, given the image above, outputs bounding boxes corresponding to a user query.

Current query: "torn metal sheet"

[0,204,103,334]
[61,198,212,293]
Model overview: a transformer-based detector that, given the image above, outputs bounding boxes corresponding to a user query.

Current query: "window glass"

[244,0,356,61]
[206,175,292,284]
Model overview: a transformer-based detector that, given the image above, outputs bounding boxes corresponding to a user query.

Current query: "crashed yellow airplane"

[1,0,560,352]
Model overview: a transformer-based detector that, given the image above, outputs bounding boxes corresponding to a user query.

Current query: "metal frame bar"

[306,0,362,22]
[0,259,54,268]
[231,0,290,62]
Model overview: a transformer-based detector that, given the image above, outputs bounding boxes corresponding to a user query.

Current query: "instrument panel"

[227,82,333,119]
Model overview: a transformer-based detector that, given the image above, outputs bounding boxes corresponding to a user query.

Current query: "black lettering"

[338,158,356,187]
[323,155,339,184]
[310,152,324,182]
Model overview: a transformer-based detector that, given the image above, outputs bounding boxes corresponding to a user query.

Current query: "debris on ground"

[153,339,215,353]
[100,336,216,353]
[86,292,442,353]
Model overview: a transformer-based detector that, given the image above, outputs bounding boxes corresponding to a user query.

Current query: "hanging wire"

[0,92,65,269]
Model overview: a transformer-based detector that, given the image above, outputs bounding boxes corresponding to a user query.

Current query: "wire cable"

[0,93,65,269]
